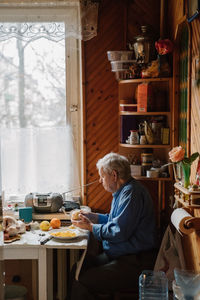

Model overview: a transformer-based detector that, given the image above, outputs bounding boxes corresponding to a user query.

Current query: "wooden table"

[4,228,88,300]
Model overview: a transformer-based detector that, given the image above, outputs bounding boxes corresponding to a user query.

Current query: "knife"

[40,235,53,245]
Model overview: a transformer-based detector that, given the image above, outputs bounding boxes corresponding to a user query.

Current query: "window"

[0,5,83,202]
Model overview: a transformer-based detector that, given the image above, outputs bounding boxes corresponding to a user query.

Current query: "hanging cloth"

[0,0,99,42]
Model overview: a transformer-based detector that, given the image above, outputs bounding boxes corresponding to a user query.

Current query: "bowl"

[107,51,133,61]
[146,169,159,178]
[110,60,137,71]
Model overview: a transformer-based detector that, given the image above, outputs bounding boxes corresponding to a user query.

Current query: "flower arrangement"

[169,146,199,188]
[155,39,173,55]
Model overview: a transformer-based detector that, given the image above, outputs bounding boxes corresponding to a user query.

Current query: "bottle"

[139,270,168,300]
[140,135,147,145]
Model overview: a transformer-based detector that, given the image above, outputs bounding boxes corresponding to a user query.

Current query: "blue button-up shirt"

[92,178,157,258]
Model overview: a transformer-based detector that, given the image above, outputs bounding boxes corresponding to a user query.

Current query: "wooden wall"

[167,0,200,271]
[167,0,200,182]
[84,0,160,212]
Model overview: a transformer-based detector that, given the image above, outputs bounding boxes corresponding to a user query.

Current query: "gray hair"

[96,152,131,180]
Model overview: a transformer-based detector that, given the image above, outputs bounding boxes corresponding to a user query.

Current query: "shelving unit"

[118,77,173,172]
[118,77,174,227]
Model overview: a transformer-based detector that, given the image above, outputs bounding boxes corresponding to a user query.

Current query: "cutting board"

[4,234,21,243]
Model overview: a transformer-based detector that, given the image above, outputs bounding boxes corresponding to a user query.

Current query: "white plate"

[49,228,80,240]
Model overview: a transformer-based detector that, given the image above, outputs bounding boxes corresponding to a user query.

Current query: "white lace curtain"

[1,127,80,197]
[0,0,99,41]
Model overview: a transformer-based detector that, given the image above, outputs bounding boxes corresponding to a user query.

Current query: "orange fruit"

[50,218,61,229]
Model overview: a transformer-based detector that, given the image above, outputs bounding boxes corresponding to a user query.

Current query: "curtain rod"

[0,1,80,8]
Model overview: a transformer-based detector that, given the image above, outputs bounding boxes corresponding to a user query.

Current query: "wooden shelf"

[174,182,200,195]
[134,176,172,181]
[119,143,171,148]
[174,183,200,207]
[119,111,170,116]
[119,77,172,84]
[174,195,200,208]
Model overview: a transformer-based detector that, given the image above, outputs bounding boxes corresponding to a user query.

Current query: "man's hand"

[72,214,93,232]
[80,211,99,224]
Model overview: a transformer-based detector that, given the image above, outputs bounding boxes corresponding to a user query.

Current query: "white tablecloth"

[3,227,88,300]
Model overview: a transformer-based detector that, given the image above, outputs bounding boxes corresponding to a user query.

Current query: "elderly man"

[70,152,157,300]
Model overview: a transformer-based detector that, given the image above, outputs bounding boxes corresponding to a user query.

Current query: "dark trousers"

[68,242,157,300]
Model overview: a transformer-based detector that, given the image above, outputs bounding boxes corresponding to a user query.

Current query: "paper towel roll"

[171,208,194,235]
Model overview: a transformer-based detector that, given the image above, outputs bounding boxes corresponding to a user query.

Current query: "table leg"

[47,249,53,300]
[32,260,38,300]
[57,249,67,300]
[38,248,47,300]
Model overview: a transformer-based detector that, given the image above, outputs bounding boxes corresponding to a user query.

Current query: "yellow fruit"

[40,220,50,231]
[71,210,81,220]
[50,218,61,229]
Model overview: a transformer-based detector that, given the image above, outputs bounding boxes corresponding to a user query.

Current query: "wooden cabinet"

[118,77,173,181]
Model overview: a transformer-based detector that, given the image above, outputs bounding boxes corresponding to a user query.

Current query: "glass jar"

[139,270,168,300]
[130,130,139,145]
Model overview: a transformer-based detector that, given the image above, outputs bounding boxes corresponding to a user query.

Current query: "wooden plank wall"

[84,0,160,212]
[167,0,200,271]
[167,0,200,183]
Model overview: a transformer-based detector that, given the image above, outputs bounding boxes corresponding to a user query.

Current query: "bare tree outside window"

[0,22,66,129]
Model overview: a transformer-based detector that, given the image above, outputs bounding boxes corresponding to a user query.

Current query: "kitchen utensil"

[40,235,53,245]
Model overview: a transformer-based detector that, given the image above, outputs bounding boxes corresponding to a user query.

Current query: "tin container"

[141,153,153,164]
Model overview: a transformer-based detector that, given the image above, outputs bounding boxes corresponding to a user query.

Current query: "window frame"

[0,5,84,195]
